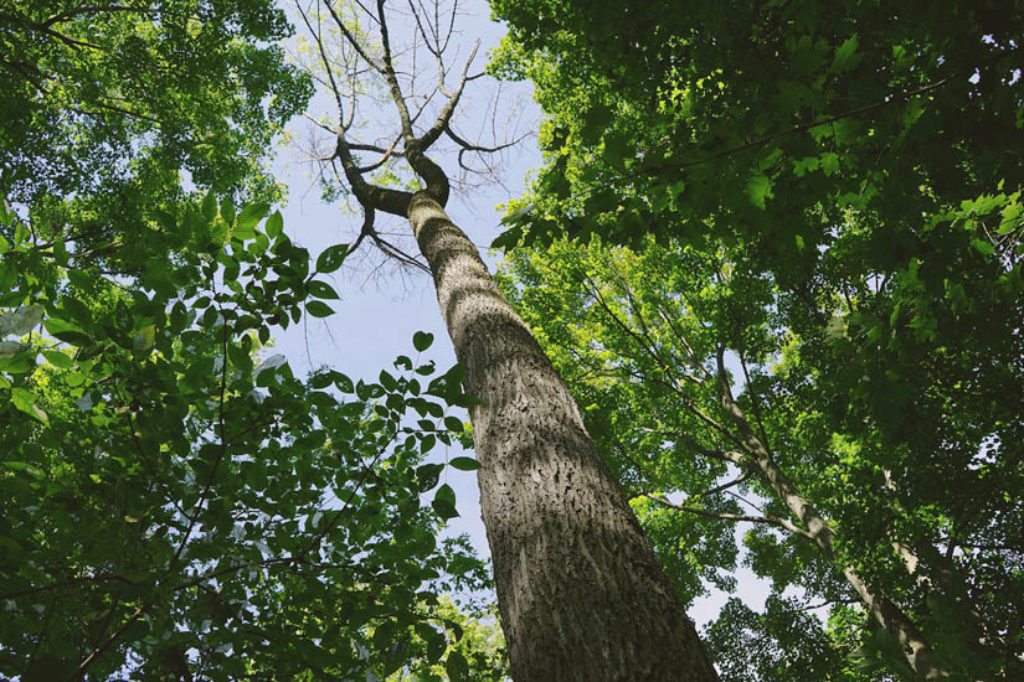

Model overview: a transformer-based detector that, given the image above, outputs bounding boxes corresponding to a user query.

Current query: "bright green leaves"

[132,324,156,352]
[746,174,774,209]
[202,191,218,220]
[493,0,1024,677]
[221,196,237,224]
[10,386,48,424]
[971,238,996,256]
[265,210,284,238]
[236,203,270,237]
[40,350,73,369]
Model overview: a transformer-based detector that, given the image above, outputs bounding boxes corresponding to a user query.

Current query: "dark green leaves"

[305,301,334,318]
[0,189,493,678]
[445,649,471,681]
[316,243,350,273]
[449,456,480,471]
[417,463,444,492]
[43,318,91,347]
[413,331,434,351]
[307,280,340,299]
[432,483,459,519]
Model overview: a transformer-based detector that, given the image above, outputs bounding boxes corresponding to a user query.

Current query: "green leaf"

[746,174,774,209]
[971,238,996,256]
[445,650,470,681]
[43,318,91,346]
[305,301,334,318]
[201,191,217,220]
[819,152,841,176]
[832,34,861,73]
[426,628,447,664]
[220,196,236,224]
[417,463,444,492]
[316,243,349,273]
[449,456,481,471]
[132,324,155,352]
[490,225,524,251]
[379,370,398,391]
[432,483,459,519]
[413,331,434,351]
[307,280,340,299]
[41,350,74,368]
[266,210,284,238]
[11,387,48,424]
[581,103,613,144]
[237,202,270,234]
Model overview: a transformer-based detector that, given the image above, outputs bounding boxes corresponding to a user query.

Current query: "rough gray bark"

[304,2,719,672]
[409,191,720,681]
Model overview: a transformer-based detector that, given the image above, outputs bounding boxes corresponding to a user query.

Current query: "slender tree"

[293,1,719,678]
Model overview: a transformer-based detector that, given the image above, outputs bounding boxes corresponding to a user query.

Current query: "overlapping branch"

[295,0,524,269]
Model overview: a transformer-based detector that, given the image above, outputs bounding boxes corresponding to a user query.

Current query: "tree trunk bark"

[408,192,720,682]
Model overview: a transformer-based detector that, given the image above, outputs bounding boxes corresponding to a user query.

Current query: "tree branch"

[639,492,814,540]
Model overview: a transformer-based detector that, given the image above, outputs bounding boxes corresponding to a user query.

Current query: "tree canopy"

[490,0,1024,679]
[1,1,504,679]
[3,0,1023,679]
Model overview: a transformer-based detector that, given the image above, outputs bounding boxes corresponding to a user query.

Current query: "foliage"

[0,197,489,679]
[490,0,1024,678]
[387,597,508,682]
[497,231,1023,679]
[0,0,311,206]
[704,596,858,682]
[0,2,499,679]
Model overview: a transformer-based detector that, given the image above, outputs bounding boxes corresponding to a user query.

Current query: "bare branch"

[303,112,338,136]
[416,40,479,148]
[445,122,530,154]
[376,0,415,139]
[690,469,754,500]
[297,2,349,124]
[322,0,386,74]
[639,493,814,541]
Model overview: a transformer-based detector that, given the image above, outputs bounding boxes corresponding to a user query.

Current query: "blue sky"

[271,0,532,569]
[269,0,775,627]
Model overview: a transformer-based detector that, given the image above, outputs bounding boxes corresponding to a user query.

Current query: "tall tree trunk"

[409,192,720,681]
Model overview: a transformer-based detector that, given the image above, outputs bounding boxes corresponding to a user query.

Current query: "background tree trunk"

[409,192,720,681]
